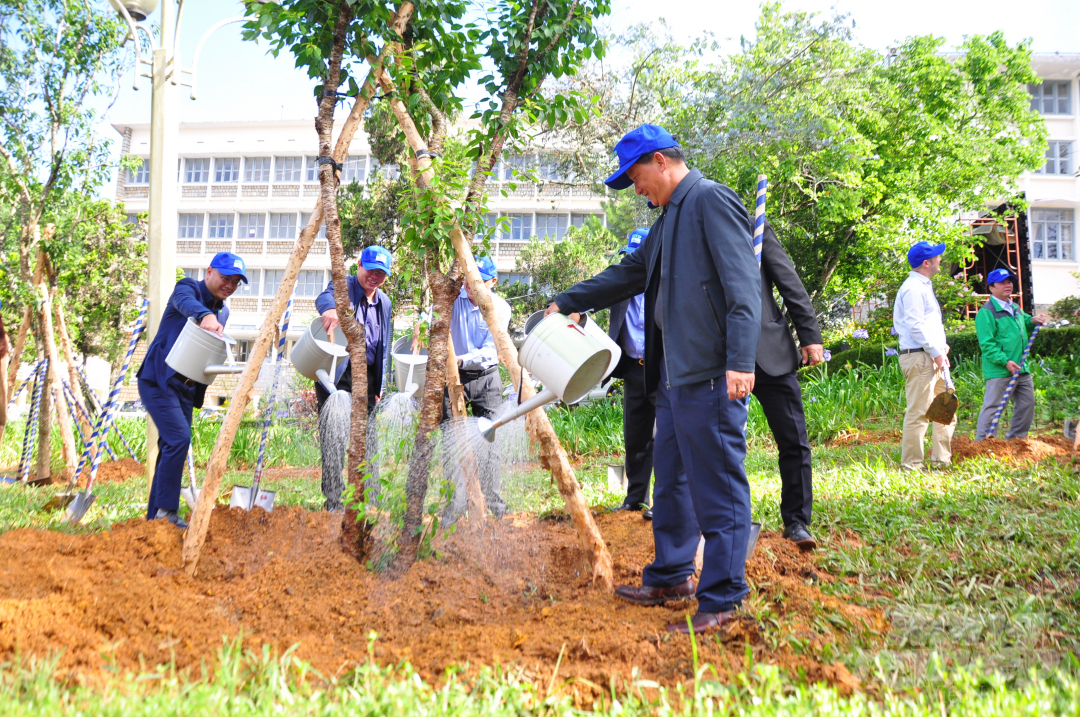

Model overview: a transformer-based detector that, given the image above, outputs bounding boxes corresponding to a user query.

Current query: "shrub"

[1048,295,1080,320]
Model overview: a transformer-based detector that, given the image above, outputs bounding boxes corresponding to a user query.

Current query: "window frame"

[1030,208,1075,262]
[128,158,150,184]
[184,158,210,184]
[503,213,533,242]
[243,157,272,183]
[213,157,240,183]
[238,213,266,239]
[234,268,261,296]
[178,213,204,239]
[207,213,234,239]
[1029,81,1073,115]
[269,213,297,240]
[274,156,302,183]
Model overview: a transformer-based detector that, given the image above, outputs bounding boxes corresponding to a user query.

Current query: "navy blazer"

[136,278,229,409]
[314,275,392,396]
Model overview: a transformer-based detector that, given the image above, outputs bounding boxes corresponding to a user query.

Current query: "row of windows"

[1029,82,1073,116]
[178,212,327,239]
[485,212,601,241]
[128,156,399,185]
[1035,141,1074,176]
[182,267,327,298]
[1031,208,1074,262]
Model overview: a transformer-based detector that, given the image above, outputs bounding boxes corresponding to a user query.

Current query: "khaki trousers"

[899,352,956,469]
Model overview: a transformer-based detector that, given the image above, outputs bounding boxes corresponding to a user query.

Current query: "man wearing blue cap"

[893,241,955,469]
[607,228,655,518]
[138,251,247,528]
[975,268,1047,440]
[443,255,511,519]
[546,124,761,634]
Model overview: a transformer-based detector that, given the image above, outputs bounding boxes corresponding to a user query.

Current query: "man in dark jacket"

[608,227,655,516]
[138,252,247,528]
[753,221,824,550]
[547,124,761,634]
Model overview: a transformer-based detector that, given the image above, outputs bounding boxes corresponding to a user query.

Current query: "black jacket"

[756,221,822,376]
[555,169,761,393]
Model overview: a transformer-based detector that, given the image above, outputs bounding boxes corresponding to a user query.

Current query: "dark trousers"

[621,360,656,508]
[645,366,752,613]
[752,366,813,527]
[442,368,506,517]
[140,375,196,519]
[314,363,379,414]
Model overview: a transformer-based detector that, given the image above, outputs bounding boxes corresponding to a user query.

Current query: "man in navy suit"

[138,252,248,528]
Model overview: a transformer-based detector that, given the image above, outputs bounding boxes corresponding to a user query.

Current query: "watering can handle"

[224,341,235,366]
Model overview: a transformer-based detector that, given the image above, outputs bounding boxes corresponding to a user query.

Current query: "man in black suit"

[754,220,824,550]
[608,228,655,517]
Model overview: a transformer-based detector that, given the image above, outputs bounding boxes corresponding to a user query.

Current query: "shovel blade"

[63,491,96,525]
[181,484,200,511]
[747,522,763,559]
[925,390,959,425]
[1065,418,1076,442]
[229,486,276,512]
[41,492,77,511]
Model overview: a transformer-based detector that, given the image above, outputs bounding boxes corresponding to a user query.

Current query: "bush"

[1048,295,1080,320]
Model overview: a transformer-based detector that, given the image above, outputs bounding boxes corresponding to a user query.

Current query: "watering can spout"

[314,368,337,394]
[476,388,558,442]
[204,364,245,376]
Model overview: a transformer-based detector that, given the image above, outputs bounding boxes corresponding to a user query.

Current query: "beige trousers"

[899,352,956,468]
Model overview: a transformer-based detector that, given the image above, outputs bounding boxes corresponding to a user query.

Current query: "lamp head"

[108,0,159,22]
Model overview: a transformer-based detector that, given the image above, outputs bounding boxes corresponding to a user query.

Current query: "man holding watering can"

[975,268,1047,440]
[546,124,761,634]
[138,252,247,529]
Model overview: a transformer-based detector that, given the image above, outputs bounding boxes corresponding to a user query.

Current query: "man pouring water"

[545,124,761,634]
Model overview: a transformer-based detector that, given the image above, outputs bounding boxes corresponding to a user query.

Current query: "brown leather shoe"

[666,610,736,634]
[614,576,695,606]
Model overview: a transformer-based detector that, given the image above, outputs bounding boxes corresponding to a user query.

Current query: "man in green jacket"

[975,268,1048,440]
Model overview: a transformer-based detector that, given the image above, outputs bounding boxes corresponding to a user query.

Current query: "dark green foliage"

[1048,295,1080,320]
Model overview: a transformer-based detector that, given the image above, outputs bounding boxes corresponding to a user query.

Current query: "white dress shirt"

[450,287,512,371]
[892,271,948,358]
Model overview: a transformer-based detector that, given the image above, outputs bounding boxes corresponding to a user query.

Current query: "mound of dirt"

[93,459,146,484]
[828,430,902,447]
[0,509,883,702]
[952,435,1074,465]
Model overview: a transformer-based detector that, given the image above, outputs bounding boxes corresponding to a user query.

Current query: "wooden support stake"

[35,247,78,480]
[54,300,93,439]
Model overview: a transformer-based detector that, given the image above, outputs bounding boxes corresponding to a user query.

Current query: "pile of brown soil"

[93,459,145,485]
[828,430,902,447]
[952,435,1074,465]
[0,509,883,702]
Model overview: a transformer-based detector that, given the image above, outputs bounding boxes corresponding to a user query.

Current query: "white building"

[1023,54,1080,309]
[111,119,606,403]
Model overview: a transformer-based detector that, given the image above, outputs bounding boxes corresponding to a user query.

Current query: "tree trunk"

[36,268,77,481]
[5,306,30,388]
[54,300,92,438]
[0,315,8,447]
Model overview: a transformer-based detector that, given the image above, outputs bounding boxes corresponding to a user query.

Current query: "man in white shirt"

[893,241,956,470]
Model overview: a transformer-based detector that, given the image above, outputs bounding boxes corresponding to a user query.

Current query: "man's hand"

[801,344,825,366]
[1006,360,1022,375]
[199,314,224,336]
[727,370,755,401]
[933,354,950,371]
[543,301,580,324]
[1035,313,1049,325]
[321,309,340,336]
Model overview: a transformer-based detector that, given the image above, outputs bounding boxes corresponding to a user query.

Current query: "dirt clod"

[952,435,1073,465]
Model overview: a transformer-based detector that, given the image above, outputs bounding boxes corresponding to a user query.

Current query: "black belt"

[898,348,924,355]
[459,366,497,381]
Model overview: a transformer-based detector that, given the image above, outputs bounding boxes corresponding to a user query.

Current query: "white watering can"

[165,317,246,385]
[392,334,428,399]
[291,319,348,393]
[477,312,621,442]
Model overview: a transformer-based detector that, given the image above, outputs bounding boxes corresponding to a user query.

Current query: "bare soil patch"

[952,435,1074,465]
[93,459,145,485]
[0,509,883,702]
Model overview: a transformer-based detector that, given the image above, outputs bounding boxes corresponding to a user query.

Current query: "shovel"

[925,366,959,425]
[1065,418,1076,442]
[180,446,199,510]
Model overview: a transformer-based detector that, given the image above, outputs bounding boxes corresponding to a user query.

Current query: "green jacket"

[975,297,1037,380]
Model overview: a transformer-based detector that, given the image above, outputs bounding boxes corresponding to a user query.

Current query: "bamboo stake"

[35,247,78,480]
[181,7,414,576]
[54,300,92,438]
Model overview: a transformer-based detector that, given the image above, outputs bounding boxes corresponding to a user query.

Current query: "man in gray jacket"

[547,124,760,634]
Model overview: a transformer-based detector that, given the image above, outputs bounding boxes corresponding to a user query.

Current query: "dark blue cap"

[360,245,392,276]
[620,227,649,254]
[987,268,1017,285]
[907,241,946,268]
[605,124,680,190]
[475,255,497,281]
[209,252,248,284]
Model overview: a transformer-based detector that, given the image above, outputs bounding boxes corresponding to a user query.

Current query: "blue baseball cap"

[605,124,680,191]
[620,227,649,254]
[475,255,498,281]
[987,267,1017,285]
[209,252,248,284]
[907,241,946,268]
[360,245,392,276]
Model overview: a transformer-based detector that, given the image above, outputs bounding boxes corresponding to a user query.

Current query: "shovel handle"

[986,323,1042,437]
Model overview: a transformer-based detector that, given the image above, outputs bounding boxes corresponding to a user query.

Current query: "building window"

[300,213,328,239]
[238,213,265,239]
[500,154,527,181]
[263,269,284,297]
[269,213,296,239]
[537,154,566,181]
[536,213,568,241]
[234,340,252,363]
[342,155,368,183]
[305,156,320,182]
[207,213,234,239]
[571,213,601,228]
[244,157,271,182]
[503,213,533,241]
[128,158,149,184]
[274,156,302,182]
[499,272,531,285]
[296,270,323,297]
[1035,141,1073,176]
[1029,82,1072,115]
[214,157,240,183]
[182,268,202,280]
[184,158,210,183]
[235,269,260,296]
[371,159,399,180]
[1031,209,1074,261]
[178,214,203,239]
[125,213,139,225]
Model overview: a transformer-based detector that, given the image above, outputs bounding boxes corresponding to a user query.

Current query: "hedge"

[811,326,1080,376]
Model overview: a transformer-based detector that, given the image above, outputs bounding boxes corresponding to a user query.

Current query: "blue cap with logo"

[620,227,650,254]
[605,124,680,191]
[360,245,393,276]
[475,255,498,281]
[987,267,1017,285]
[209,252,248,284]
[907,241,946,268]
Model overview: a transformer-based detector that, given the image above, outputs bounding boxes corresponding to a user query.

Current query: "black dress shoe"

[155,509,188,530]
[614,576,694,606]
[611,501,642,512]
[783,522,817,551]
[642,508,653,521]
[666,610,736,634]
